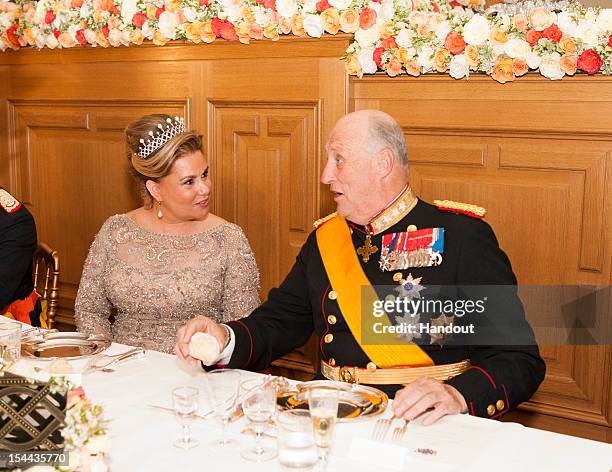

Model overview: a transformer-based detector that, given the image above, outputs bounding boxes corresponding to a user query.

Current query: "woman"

[75,114,260,353]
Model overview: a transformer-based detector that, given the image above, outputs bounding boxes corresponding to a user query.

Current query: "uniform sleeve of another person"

[225,235,315,371]
[0,209,36,308]
[445,219,546,418]
[220,225,261,322]
[74,222,113,338]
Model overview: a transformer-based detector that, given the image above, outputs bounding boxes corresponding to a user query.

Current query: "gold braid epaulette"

[433,199,486,218]
[313,212,338,229]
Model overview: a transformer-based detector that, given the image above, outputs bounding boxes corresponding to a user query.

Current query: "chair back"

[32,242,60,329]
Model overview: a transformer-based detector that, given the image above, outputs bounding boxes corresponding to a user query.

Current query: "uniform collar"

[365,184,417,235]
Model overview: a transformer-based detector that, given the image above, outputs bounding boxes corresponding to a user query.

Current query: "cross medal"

[357,234,378,263]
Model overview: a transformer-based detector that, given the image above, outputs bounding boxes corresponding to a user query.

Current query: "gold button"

[366,362,377,372]
[487,404,496,416]
[327,315,337,325]
[328,358,336,367]
[328,291,338,300]
[496,400,505,411]
[407,225,417,232]
[324,333,334,344]
[393,272,403,282]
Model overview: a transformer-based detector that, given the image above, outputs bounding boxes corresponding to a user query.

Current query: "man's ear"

[376,148,395,178]
[145,180,161,202]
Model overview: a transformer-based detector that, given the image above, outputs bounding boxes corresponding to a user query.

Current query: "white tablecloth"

[10,343,612,472]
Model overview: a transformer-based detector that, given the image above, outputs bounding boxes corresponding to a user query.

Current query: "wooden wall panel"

[352,74,612,440]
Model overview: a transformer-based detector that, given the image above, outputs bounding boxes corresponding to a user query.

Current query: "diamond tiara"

[137,116,186,159]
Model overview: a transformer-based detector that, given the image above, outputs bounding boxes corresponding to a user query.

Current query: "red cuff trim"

[235,320,253,368]
[469,365,497,389]
[319,285,331,357]
[469,401,475,416]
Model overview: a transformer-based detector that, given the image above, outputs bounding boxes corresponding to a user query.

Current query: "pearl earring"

[157,201,163,219]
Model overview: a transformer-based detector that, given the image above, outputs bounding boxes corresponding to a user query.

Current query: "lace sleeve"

[74,221,114,338]
[221,225,261,322]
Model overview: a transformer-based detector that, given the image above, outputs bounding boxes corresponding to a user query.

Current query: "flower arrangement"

[0,0,610,83]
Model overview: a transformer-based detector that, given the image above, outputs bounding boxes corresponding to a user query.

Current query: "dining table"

[7,340,612,472]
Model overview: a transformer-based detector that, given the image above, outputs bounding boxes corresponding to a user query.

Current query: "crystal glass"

[172,386,199,449]
[240,378,277,462]
[0,321,21,371]
[206,369,241,450]
[307,387,339,471]
[277,410,318,471]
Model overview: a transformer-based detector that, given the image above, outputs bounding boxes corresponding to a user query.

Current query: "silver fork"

[371,417,392,441]
[392,420,409,443]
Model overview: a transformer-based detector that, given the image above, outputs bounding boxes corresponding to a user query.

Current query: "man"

[0,187,43,326]
[176,110,545,424]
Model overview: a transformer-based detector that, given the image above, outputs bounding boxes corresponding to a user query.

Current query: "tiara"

[137,116,186,159]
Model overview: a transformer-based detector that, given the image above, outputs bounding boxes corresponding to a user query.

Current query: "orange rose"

[241,7,255,25]
[359,8,376,30]
[152,29,169,46]
[71,0,84,8]
[94,31,109,47]
[434,48,451,72]
[185,21,204,43]
[175,9,186,25]
[467,0,483,8]
[386,57,403,77]
[512,58,528,76]
[107,16,120,29]
[93,10,104,23]
[21,28,36,46]
[278,16,292,34]
[321,8,340,35]
[165,1,180,13]
[408,11,427,28]
[560,53,577,75]
[379,20,395,39]
[130,29,144,45]
[397,47,410,64]
[345,54,362,76]
[264,23,279,40]
[58,32,77,48]
[512,13,528,32]
[491,57,514,83]
[201,21,215,43]
[417,22,432,38]
[93,0,113,11]
[464,44,479,69]
[559,36,576,54]
[490,27,508,44]
[339,8,358,33]
[249,25,264,40]
[445,32,466,55]
[291,14,305,36]
[405,58,420,76]
[146,4,157,19]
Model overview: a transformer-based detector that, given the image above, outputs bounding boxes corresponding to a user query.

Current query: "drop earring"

[157,201,163,219]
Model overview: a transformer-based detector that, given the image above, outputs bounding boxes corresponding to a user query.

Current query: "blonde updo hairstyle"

[125,114,203,208]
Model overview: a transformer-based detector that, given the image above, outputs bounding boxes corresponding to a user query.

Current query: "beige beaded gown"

[75,214,260,353]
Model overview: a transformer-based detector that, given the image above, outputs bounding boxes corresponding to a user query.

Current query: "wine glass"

[307,387,339,471]
[172,386,199,450]
[206,369,241,451]
[240,378,277,462]
[0,321,21,372]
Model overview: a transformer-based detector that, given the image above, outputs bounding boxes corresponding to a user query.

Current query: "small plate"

[276,380,388,422]
[22,333,111,361]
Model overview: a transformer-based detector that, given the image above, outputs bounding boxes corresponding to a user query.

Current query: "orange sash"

[316,215,434,368]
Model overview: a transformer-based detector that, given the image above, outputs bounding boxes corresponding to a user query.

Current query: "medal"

[379,227,444,271]
[356,234,378,263]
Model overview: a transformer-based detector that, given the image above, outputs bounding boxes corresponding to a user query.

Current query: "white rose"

[302,0,317,14]
[491,43,505,57]
[596,9,612,33]
[354,23,380,47]
[417,45,434,72]
[142,21,154,39]
[449,54,469,79]
[254,9,272,26]
[526,51,541,69]
[84,28,96,45]
[89,456,109,472]
[276,0,298,18]
[539,52,564,80]
[85,435,112,455]
[68,24,80,41]
[158,11,178,39]
[80,2,92,19]
[108,28,122,47]
[463,14,490,46]
[0,13,12,29]
[182,7,197,23]
[557,11,577,36]
[34,0,47,23]
[575,19,599,49]
[434,21,451,41]
[504,38,531,59]
[35,33,46,49]
[379,0,395,24]
[529,7,555,31]
[221,5,241,23]
[498,14,511,31]
[0,37,6,53]
[357,48,378,74]
[329,0,351,10]
[121,0,139,23]
[395,28,414,48]
[303,14,324,38]
[120,30,131,46]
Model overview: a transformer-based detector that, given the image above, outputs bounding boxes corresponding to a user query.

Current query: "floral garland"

[0,0,611,82]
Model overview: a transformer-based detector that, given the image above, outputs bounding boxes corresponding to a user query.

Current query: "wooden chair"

[32,242,60,329]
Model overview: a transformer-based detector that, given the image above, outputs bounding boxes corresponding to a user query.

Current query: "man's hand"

[392,377,467,425]
[175,315,228,367]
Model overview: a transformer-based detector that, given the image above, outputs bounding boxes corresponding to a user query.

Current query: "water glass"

[240,378,277,462]
[307,387,339,471]
[172,386,199,449]
[277,410,318,471]
[0,321,21,371]
[206,369,241,450]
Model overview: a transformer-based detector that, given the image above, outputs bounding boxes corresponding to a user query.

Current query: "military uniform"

[225,187,545,419]
[0,188,41,326]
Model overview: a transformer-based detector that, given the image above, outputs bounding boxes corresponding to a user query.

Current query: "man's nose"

[320,160,335,185]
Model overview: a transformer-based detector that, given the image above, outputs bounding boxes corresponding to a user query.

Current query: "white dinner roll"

[189,332,221,365]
